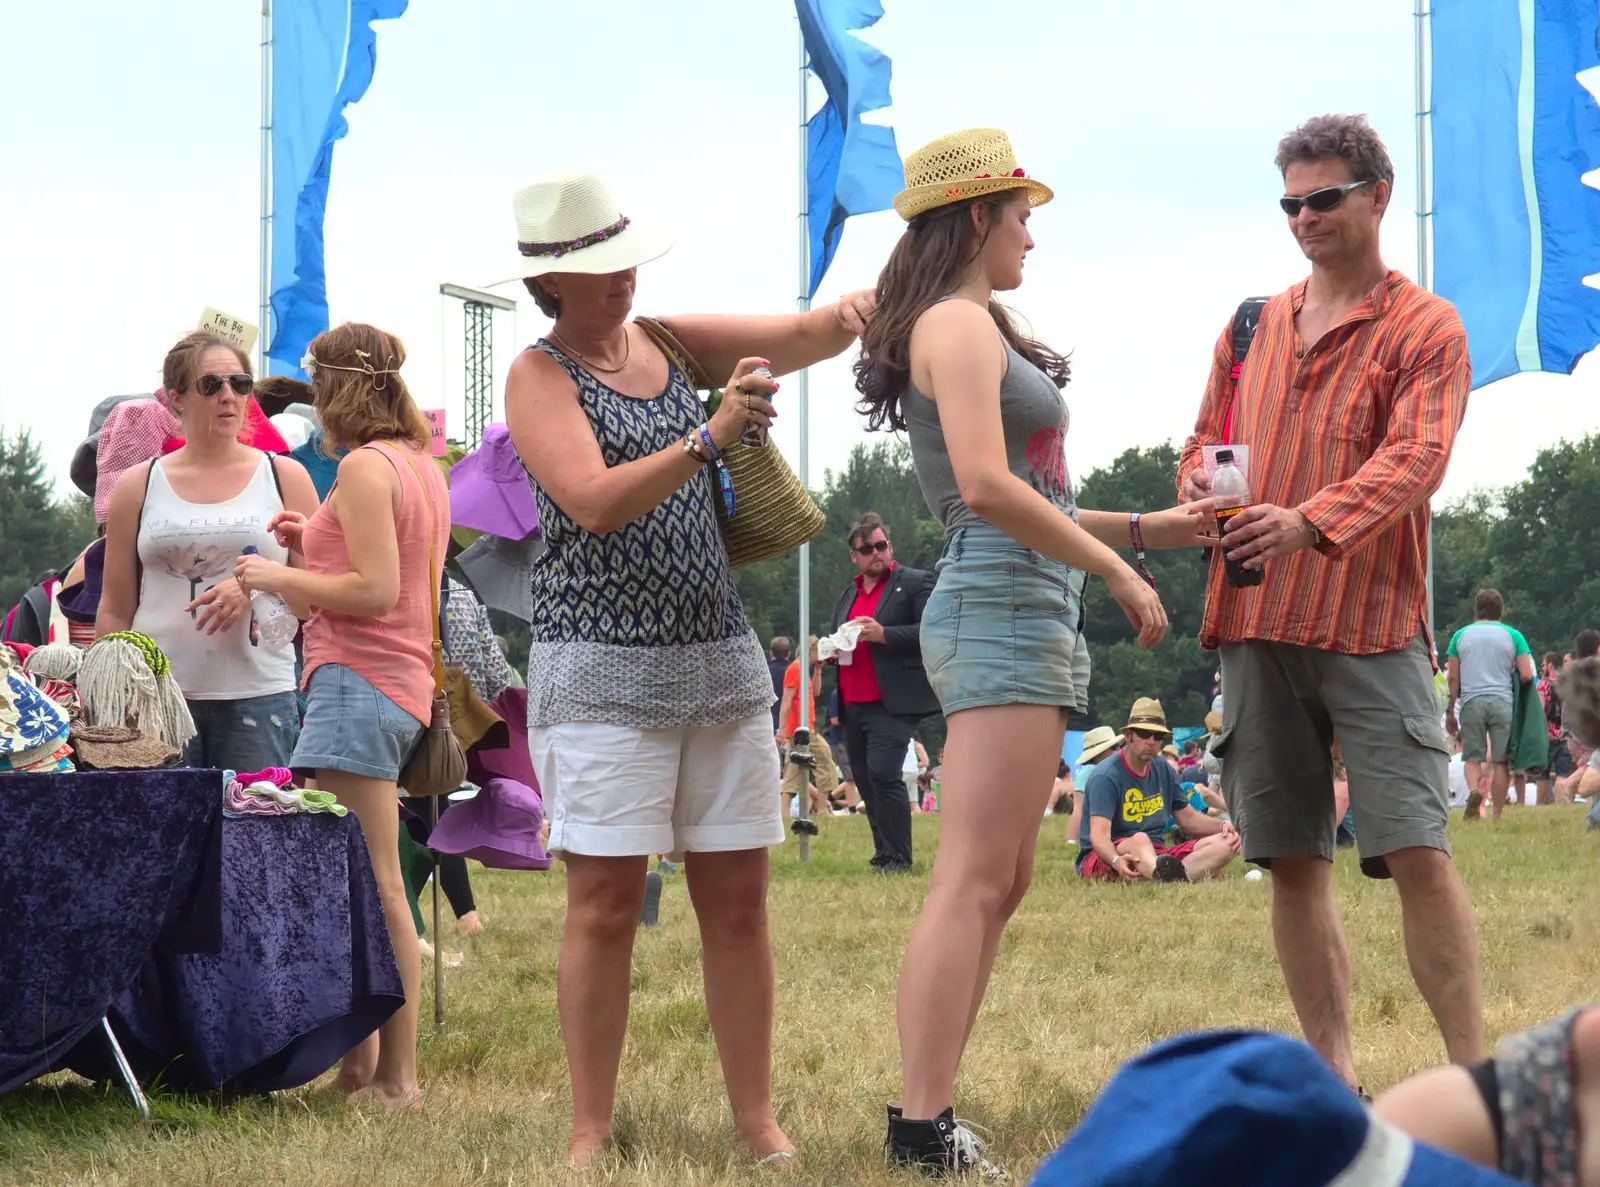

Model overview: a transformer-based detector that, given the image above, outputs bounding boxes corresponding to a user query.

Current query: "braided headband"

[518,215,630,260]
[300,347,402,389]
[97,631,170,680]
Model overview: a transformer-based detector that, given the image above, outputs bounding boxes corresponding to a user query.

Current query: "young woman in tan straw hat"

[854,128,1215,1177]
[496,170,875,1169]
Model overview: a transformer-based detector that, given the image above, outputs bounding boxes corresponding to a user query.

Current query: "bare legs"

[1180,833,1237,881]
[1269,856,1358,1086]
[1383,847,1485,1066]
[1269,846,1483,1089]
[897,704,1064,1119]
[1377,1007,1600,1182]
[685,850,790,1159]
[318,770,420,1109]
[559,849,787,1167]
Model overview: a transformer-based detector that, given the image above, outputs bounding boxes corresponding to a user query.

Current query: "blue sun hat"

[1032,1030,1520,1187]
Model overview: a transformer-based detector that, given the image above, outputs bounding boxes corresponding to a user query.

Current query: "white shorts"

[530,711,785,858]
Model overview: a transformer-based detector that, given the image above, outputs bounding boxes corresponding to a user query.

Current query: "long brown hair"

[853,194,1070,432]
[309,322,430,452]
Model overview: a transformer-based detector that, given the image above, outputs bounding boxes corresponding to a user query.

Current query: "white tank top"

[130,454,295,700]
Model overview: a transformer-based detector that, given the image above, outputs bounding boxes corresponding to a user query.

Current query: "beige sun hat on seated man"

[892,127,1055,221]
[1124,697,1174,736]
[488,171,676,285]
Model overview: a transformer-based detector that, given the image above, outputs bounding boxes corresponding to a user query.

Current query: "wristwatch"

[1304,517,1323,547]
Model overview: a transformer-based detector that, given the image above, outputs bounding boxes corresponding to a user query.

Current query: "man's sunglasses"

[195,373,255,397]
[1130,728,1166,741]
[854,540,891,555]
[1278,179,1374,218]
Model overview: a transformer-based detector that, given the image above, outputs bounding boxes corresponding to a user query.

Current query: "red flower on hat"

[1013,168,1026,177]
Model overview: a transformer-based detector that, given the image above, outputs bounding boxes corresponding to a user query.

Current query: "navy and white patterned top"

[522,339,772,729]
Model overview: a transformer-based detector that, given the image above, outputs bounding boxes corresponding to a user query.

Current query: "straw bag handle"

[384,441,447,695]
[634,317,716,394]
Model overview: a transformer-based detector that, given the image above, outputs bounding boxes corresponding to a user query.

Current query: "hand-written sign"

[421,409,447,456]
[197,308,259,356]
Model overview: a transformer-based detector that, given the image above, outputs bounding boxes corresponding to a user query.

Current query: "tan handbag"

[634,317,826,569]
[388,444,469,798]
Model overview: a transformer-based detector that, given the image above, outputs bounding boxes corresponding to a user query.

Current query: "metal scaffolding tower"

[440,283,516,449]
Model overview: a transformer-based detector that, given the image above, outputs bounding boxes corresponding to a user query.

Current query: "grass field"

[4,806,1597,1186]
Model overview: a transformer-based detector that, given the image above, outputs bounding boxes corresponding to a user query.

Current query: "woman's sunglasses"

[195,373,254,397]
[1278,179,1374,218]
[854,540,892,555]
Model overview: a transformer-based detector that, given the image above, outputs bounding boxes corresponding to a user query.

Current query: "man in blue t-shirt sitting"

[1078,698,1241,883]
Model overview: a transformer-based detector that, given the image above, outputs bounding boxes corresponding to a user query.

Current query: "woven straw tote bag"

[634,317,825,569]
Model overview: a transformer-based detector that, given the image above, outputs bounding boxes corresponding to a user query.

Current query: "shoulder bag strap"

[634,316,715,392]
[383,442,447,694]
[1222,296,1270,445]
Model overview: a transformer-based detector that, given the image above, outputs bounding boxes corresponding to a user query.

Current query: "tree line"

[5,424,1595,739]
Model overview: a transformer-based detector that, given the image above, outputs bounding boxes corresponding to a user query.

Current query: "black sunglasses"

[195,373,255,397]
[854,539,892,555]
[1278,179,1374,218]
[1129,728,1165,741]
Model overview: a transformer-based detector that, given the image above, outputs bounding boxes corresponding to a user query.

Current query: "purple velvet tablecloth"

[68,812,403,1095]
[0,769,224,1095]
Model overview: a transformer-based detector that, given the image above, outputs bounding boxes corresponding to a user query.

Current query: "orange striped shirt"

[1177,270,1471,656]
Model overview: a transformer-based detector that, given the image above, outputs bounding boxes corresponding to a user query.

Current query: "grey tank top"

[903,317,1078,536]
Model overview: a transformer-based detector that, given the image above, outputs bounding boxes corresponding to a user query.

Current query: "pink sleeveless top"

[300,440,450,724]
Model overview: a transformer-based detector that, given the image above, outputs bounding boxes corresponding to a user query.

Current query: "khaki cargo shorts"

[1215,634,1451,879]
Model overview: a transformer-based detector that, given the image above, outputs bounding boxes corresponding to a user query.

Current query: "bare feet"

[567,1128,610,1170]
[418,936,435,960]
[455,910,485,937]
[349,1082,422,1113]
[334,1070,372,1096]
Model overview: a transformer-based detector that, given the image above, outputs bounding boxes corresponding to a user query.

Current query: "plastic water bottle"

[241,546,297,645]
[740,366,773,448]
[1212,450,1263,588]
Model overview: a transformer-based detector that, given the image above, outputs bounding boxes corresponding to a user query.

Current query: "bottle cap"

[1216,449,1234,465]
[242,545,260,556]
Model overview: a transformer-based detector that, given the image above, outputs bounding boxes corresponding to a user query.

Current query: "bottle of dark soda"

[1212,450,1263,588]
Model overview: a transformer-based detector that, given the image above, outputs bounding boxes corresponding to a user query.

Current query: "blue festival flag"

[1432,1,1600,388]
[266,0,408,377]
[796,0,903,299]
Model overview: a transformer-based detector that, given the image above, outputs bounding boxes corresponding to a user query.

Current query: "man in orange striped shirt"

[1177,115,1483,1089]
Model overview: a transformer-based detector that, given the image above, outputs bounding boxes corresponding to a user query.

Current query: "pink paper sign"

[421,409,447,456]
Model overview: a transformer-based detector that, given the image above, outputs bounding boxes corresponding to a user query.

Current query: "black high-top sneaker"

[1152,854,1189,883]
[886,1105,1007,1179]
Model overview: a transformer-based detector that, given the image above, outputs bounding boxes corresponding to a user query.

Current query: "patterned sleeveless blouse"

[522,338,772,729]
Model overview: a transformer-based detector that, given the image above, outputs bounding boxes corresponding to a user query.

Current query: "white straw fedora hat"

[489,171,676,286]
[893,128,1054,221]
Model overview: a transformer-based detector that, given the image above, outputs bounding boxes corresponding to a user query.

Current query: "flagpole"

[258,0,273,377]
[1415,0,1435,642]
[794,21,813,863]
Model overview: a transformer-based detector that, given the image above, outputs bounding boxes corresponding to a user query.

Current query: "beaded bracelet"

[682,433,707,463]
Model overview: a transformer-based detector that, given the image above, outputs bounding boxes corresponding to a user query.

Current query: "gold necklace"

[551,326,630,374]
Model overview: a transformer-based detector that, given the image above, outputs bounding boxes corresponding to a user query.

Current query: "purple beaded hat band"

[488,171,677,285]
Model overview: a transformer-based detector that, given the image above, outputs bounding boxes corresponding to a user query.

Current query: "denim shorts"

[920,526,1091,715]
[292,663,424,782]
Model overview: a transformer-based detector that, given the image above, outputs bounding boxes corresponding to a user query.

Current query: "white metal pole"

[795,23,813,862]
[1415,0,1435,642]
[258,0,273,377]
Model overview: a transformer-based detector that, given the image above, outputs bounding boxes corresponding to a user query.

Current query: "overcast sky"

[3,0,1596,509]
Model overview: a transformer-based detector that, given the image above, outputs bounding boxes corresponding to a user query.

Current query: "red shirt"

[840,564,894,705]
[781,660,822,737]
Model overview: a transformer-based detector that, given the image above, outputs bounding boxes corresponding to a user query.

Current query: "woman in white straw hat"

[498,170,875,1168]
[853,129,1214,1176]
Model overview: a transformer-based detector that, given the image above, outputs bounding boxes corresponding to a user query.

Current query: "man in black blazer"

[831,512,939,872]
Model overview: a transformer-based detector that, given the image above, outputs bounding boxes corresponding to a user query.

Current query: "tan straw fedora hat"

[893,128,1054,221]
[488,171,676,286]
[1124,697,1173,736]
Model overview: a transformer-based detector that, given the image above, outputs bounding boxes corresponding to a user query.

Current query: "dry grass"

[4,807,1598,1186]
